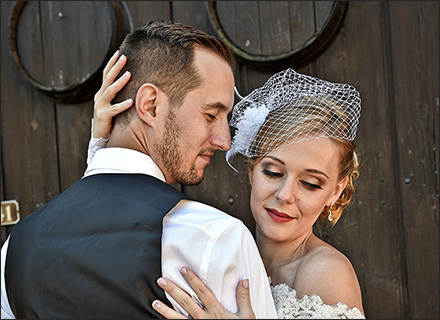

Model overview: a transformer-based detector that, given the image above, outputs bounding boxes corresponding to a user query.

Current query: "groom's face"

[153,48,234,185]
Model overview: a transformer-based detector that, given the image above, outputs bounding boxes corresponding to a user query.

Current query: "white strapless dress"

[270,279,365,319]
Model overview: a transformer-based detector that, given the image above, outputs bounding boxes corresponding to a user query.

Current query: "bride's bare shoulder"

[293,238,364,312]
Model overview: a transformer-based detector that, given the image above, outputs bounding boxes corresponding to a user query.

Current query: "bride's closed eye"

[301,180,322,190]
[262,168,283,178]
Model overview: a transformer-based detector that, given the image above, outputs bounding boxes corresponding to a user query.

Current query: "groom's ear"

[136,83,166,126]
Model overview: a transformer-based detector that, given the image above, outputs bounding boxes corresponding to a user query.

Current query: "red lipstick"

[265,208,294,223]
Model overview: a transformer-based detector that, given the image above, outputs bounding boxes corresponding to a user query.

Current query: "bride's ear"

[328,177,348,206]
[248,167,254,183]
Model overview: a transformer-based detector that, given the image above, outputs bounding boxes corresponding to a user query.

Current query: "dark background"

[1,1,438,318]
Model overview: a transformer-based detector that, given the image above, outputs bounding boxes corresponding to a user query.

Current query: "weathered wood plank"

[13,1,45,84]
[314,1,408,318]
[124,1,170,28]
[13,1,112,98]
[232,1,261,55]
[1,1,437,317]
[388,1,439,318]
[1,1,60,242]
[258,1,291,55]
[38,1,111,88]
[1,149,10,245]
[314,1,334,31]
[56,102,93,191]
[288,1,315,49]
[172,1,211,31]
[215,1,238,51]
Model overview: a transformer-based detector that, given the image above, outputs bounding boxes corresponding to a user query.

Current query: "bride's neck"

[257,228,316,280]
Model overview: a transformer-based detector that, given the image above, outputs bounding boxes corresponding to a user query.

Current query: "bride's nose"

[275,179,297,204]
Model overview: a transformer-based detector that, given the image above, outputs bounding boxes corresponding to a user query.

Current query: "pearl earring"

[328,203,333,222]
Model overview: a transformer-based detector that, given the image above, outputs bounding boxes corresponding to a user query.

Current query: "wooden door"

[1,1,438,318]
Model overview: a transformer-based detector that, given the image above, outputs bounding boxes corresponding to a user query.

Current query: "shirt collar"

[83,147,166,182]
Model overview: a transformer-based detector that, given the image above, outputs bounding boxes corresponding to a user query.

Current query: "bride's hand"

[93,50,133,139]
[152,266,255,319]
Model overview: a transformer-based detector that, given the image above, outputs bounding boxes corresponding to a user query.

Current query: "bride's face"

[249,137,347,242]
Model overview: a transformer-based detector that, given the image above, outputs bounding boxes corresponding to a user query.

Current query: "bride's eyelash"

[262,168,323,190]
[301,181,322,190]
[262,169,283,178]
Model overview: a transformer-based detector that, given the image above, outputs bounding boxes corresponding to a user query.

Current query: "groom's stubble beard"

[154,110,205,186]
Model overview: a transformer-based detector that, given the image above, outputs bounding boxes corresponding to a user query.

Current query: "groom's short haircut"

[113,20,235,125]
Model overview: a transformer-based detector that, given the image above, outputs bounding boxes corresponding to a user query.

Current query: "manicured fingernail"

[152,300,161,309]
[157,278,167,286]
[179,266,188,275]
[126,98,133,104]
[123,71,130,77]
[242,277,249,288]
[118,55,125,62]
[113,50,119,57]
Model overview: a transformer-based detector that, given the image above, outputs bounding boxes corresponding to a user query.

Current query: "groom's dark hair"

[113,20,235,125]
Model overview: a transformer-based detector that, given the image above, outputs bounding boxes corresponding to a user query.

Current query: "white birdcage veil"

[226,68,361,171]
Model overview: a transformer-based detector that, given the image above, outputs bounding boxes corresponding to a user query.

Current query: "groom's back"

[5,173,187,319]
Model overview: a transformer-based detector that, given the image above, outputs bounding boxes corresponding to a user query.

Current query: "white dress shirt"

[1,147,277,319]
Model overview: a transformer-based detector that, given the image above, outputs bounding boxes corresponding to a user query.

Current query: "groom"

[1,21,277,319]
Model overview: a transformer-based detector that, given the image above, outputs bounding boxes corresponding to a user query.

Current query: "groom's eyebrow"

[205,102,230,112]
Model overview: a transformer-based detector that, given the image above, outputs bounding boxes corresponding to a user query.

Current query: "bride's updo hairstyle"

[226,69,361,226]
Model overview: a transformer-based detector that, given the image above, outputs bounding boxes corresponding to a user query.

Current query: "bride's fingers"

[178,267,223,311]
[93,68,131,119]
[92,53,131,139]
[94,70,132,120]
[95,53,128,103]
[94,51,120,102]
[235,278,255,319]
[95,69,131,116]
[103,54,128,89]
[107,97,133,117]
[152,300,188,319]
[102,50,120,82]
[92,98,133,139]
[156,277,207,319]
[178,267,254,319]
[104,69,131,102]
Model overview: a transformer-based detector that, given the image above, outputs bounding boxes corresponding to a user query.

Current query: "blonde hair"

[247,95,360,226]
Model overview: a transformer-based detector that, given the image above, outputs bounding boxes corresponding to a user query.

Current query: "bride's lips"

[266,208,294,223]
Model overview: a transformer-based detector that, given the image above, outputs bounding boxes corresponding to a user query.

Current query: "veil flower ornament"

[226,104,269,171]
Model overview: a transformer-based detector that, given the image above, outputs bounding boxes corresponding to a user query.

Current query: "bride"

[91,54,365,319]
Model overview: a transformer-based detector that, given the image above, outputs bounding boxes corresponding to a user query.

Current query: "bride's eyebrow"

[264,156,330,179]
[305,168,329,179]
[264,156,285,166]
